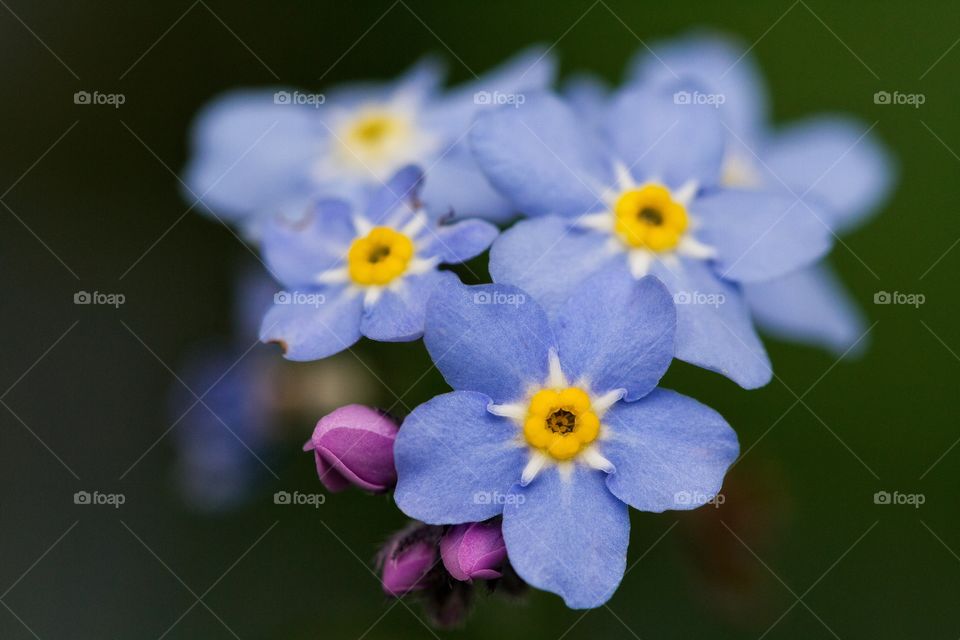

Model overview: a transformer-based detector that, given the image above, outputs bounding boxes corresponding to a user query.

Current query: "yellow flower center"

[350,116,397,145]
[523,387,601,461]
[347,226,414,286]
[613,184,688,252]
[345,112,409,151]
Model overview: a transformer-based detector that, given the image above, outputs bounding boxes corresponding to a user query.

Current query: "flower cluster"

[183,31,893,621]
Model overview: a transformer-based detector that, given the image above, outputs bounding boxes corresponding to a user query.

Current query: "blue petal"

[502,465,629,609]
[394,391,526,524]
[419,218,499,264]
[360,271,454,342]
[489,216,622,317]
[424,280,555,403]
[312,82,393,113]
[556,272,676,401]
[419,46,559,221]
[471,92,613,217]
[259,287,363,361]
[420,148,516,223]
[627,30,769,144]
[321,57,444,111]
[605,81,726,189]
[183,89,320,223]
[601,389,738,512]
[427,45,558,134]
[261,199,355,288]
[762,116,895,233]
[362,165,424,226]
[393,55,447,102]
[744,263,869,356]
[562,72,610,133]
[651,259,771,389]
[693,189,833,283]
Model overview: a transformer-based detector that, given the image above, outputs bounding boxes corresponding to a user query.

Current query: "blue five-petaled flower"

[472,85,836,389]
[259,166,498,360]
[393,273,739,608]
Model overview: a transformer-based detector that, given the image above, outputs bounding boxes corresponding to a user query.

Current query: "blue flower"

[259,166,498,361]
[393,275,738,608]
[183,47,556,233]
[170,341,275,512]
[630,31,895,354]
[471,88,834,389]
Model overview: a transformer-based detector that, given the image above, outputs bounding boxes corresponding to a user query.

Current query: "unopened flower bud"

[303,405,398,492]
[380,524,440,596]
[440,521,507,581]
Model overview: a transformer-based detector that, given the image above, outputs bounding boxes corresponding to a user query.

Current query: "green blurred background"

[2,0,958,637]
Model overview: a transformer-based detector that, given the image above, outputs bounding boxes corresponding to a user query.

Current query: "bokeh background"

[2,0,959,637]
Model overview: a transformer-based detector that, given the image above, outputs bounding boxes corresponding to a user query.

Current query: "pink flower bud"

[380,524,440,596]
[303,405,398,493]
[440,521,507,581]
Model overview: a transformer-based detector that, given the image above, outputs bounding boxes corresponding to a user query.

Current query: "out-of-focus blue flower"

[259,166,498,361]
[394,277,738,608]
[629,31,895,354]
[170,266,282,512]
[170,341,275,512]
[471,89,833,389]
[183,47,556,233]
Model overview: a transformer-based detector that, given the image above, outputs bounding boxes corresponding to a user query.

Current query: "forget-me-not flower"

[471,88,833,389]
[259,165,498,361]
[394,275,739,608]
[630,31,895,354]
[183,47,556,233]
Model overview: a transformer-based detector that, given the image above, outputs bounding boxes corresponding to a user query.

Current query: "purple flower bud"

[303,405,398,493]
[380,524,440,596]
[440,521,507,581]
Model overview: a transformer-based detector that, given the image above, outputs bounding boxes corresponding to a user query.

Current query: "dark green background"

[1,1,958,637]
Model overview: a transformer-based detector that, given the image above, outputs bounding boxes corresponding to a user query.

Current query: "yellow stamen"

[523,387,601,461]
[346,226,414,286]
[613,184,688,252]
[348,114,399,147]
